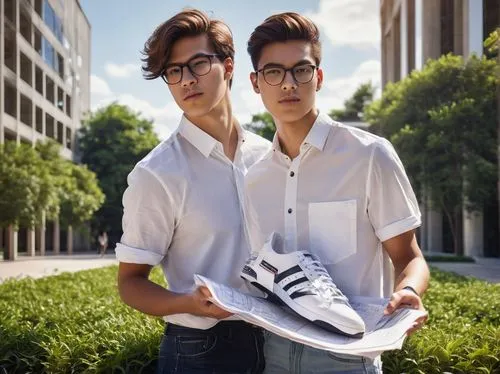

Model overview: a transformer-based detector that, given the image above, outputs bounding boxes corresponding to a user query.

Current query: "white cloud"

[105,62,141,78]
[317,60,381,112]
[90,75,112,96]
[306,0,380,49]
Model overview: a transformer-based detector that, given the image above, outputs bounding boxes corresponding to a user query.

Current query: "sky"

[79,0,381,140]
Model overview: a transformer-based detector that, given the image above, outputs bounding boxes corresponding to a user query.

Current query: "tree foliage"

[365,54,498,254]
[329,82,375,122]
[245,112,276,141]
[78,103,160,241]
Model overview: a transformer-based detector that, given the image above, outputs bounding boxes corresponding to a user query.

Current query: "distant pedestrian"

[98,231,108,257]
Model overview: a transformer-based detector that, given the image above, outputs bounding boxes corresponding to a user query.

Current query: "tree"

[245,112,276,141]
[484,29,500,251]
[0,142,55,229]
[78,103,160,243]
[35,141,104,227]
[0,142,55,259]
[329,82,375,122]
[365,54,497,254]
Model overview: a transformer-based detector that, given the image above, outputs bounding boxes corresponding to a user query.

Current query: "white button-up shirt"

[244,113,421,299]
[115,115,271,329]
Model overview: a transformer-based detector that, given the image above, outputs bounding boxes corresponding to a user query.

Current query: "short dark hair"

[142,8,234,86]
[247,12,321,70]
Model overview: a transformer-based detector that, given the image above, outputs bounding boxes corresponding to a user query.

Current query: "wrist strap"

[403,285,419,296]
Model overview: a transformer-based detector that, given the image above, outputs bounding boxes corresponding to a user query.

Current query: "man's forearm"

[118,276,192,317]
[394,256,430,295]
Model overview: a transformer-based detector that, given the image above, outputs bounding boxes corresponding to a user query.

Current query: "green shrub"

[0,266,165,373]
[0,266,498,373]
[383,267,500,373]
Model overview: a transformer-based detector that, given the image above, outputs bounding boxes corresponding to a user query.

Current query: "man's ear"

[223,57,234,81]
[316,67,323,92]
[250,72,260,93]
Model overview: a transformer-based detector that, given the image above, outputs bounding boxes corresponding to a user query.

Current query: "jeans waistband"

[165,321,261,335]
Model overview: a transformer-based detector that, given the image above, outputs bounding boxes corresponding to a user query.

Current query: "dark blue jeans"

[157,321,265,374]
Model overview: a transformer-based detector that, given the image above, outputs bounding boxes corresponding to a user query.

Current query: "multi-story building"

[0,0,90,258]
[380,0,499,257]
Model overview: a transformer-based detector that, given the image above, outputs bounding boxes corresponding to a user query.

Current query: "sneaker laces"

[299,253,350,305]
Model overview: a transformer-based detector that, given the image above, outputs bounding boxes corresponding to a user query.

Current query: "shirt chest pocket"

[308,200,357,265]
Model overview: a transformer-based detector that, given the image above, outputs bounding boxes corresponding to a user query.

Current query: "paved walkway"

[0,253,118,284]
[0,253,499,284]
[429,256,500,283]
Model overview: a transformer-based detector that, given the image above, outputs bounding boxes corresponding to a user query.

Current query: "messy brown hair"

[247,12,321,70]
[142,9,234,86]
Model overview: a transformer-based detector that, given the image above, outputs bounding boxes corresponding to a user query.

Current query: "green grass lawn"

[0,266,499,373]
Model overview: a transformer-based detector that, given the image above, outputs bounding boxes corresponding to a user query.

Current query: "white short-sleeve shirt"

[244,113,421,298]
[115,115,271,329]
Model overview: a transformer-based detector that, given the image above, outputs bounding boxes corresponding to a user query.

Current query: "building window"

[42,37,55,70]
[65,94,72,117]
[407,0,416,72]
[4,80,17,118]
[20,95,33,127]
[46,76,55,105]
[20,53,33,85]
[45,113,55,139]
[36,106,43,134]
[20,10,32,44]
[4,26,17,73]
[43,0,63,43]
[34,27,42,55]
[57,53,64,79]
[57,121,64,144]
[4,0,16,26]
[35,66,44,95]
[65,127,72,150]
[34,0,42,17]
[440,0,454,55]
[57,87,64,111]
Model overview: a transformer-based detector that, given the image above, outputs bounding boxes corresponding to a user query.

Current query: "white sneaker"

[241,232,365,338]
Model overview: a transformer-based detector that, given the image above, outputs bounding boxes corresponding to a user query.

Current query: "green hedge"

[0,266,499,373]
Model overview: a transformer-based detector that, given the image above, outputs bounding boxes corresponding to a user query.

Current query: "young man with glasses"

[244,12,429,373]
[115,9,269,374]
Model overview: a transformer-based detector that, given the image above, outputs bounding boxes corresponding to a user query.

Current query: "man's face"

[250,40,323,124]
[165,34,233,117]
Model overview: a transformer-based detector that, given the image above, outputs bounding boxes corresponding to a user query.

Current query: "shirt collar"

[178,115,247,158]
[302,113,332,151]
[271,112,332,153]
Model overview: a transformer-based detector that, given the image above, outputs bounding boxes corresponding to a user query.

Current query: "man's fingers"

[197,286,212,299]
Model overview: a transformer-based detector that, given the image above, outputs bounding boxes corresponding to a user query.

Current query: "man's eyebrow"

[165,52,211,68]
[260,59,316,69]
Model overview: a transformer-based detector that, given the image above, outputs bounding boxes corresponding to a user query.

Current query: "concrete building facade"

[380,0,499,257]
[0,0,90,259]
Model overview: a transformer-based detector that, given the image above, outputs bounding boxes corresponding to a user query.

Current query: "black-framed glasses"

[256,63,318,86]
[161,54,220,85]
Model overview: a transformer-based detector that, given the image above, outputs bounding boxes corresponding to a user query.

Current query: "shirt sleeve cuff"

[375,215,422,242]
[115,242,164,265]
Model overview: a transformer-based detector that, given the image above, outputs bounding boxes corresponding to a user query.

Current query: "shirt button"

[288,208,293,214]
[290,171,295,177]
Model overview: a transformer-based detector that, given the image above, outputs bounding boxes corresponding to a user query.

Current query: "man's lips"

[184,92,203,101]
[279,96,301,103]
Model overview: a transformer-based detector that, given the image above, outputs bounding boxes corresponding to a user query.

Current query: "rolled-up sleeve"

[367,139,421,242]
[115,166,175,265]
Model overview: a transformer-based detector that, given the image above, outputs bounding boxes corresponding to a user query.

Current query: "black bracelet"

[403,286,419,296]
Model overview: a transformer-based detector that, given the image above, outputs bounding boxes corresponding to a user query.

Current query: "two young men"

[116,8,429,374]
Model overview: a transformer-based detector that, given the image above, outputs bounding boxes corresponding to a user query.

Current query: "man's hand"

[188,286,233,319]
[384,288,428,335]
